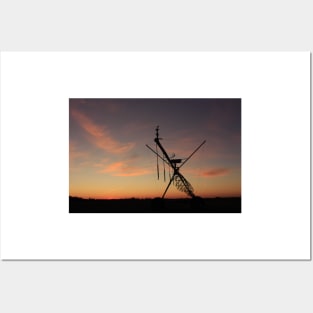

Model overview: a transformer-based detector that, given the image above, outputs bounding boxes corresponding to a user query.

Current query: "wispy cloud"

[71,109,135,154]
[99,161,152,177]
[184,167,231,178]
[202,168,230,177]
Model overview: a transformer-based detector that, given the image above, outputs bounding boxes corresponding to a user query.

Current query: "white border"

[0,52,310,259]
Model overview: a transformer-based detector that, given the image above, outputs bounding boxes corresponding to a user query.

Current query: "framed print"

[0,52,310,259]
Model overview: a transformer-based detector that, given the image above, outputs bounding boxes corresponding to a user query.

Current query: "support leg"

[162,174,175,199]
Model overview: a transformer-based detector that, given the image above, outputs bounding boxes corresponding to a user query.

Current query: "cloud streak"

[184,167,231,178]
[71,109,135,154]
[202,168,230,177]
[99,161,152,177]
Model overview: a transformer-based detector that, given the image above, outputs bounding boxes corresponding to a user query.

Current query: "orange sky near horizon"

[69,99,241,199]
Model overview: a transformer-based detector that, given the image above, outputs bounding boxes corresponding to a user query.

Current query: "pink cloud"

[202,168,230,177]
[71,109,135,154]
[99,161,152,177]
[184,167,231,178]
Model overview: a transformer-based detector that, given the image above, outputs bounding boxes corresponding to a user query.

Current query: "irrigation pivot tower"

[146,126,206,199]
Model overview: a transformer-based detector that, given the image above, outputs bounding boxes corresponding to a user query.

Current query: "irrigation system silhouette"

[146,126,206,199]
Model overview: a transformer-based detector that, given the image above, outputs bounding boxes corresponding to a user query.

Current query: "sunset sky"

[69,99,241,199]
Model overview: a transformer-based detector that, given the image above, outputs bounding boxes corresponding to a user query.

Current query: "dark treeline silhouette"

[69,196,241,213]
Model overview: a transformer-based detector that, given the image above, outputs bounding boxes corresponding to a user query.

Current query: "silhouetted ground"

[69,196,241,213]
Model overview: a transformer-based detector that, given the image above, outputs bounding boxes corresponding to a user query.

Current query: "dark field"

[69,196,241,213]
